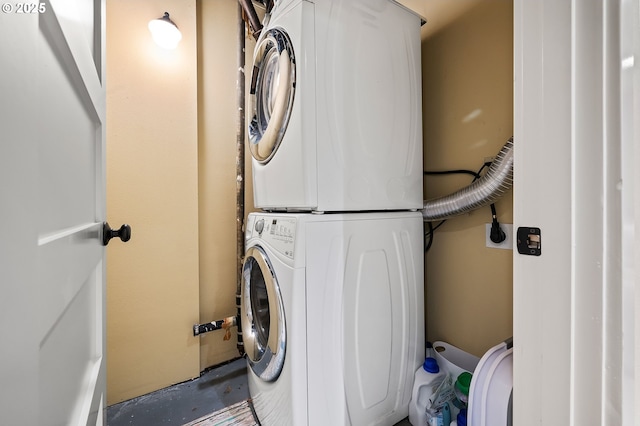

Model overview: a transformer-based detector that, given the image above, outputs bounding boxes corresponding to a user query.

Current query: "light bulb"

[148,12,182,50]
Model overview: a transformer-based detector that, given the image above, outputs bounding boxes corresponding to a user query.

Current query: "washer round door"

[241,246,286,382]
[248,27,296,164]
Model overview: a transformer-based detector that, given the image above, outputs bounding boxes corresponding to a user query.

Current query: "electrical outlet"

[485,223,513,250]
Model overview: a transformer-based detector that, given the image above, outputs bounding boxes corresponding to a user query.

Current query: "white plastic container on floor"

[432,341,480,379]
[408,355,446,426]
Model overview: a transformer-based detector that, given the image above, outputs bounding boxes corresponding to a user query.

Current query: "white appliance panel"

[305,215,424,426]
[251,0,317,210]
[244,212,424,426]
[250,0,424,212]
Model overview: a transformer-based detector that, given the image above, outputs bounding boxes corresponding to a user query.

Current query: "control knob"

[255,219,265,235]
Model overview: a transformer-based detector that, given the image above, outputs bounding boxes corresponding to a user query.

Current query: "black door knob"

[102,222,131,246]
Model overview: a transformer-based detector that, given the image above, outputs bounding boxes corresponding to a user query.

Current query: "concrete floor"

[106,358,250,426]
[106,357,412,426]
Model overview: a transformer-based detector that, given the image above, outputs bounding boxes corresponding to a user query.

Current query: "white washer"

[248,0,424,212]
[241,211,425,425]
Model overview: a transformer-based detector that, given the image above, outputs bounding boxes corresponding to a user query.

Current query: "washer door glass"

[248,28,296,164]
[241,246,286,382]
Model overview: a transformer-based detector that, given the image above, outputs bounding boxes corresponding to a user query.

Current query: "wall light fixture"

[148,12,182,50]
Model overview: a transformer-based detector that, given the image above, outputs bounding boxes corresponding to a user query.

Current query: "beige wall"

[106,0,255,405]
[421,0,514,357]
[197,0,256,371]
[106,0,200,404]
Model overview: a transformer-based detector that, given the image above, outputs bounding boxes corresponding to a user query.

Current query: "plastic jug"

[408,349,446,426]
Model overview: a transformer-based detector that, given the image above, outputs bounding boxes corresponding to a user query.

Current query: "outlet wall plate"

[485,223,513,250]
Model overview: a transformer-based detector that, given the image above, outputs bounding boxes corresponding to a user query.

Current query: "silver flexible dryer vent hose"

[422,137,514,221]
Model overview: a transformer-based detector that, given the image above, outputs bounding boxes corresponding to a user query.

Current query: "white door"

[514,0,639,423]
[0,1,115,425]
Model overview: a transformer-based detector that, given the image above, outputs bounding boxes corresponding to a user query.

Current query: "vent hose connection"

[422,137,514,221]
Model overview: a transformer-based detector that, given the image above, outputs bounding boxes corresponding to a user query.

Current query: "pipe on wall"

[422,137,514,221]
[238,0,263,39]
[235,2,246,357]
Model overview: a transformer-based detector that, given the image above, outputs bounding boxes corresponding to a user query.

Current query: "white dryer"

[241,211,425,426]
[248,0,424,212]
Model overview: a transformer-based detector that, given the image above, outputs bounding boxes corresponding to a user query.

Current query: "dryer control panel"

[246,215,297,259]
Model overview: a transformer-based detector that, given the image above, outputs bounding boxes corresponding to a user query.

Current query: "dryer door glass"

[248,28,296,164]
[241,246,286,382]
[249,260,270,348]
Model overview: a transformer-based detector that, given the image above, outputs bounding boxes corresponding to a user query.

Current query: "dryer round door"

[241,246,286,382]
[248,28,296,164]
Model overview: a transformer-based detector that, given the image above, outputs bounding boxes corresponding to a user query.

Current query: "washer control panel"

[246,215,296,259]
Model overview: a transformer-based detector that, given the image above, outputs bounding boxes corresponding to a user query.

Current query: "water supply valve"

[193,316,238,340]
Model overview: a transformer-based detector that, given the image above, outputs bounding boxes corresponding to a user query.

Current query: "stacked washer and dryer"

[240,1,426,425]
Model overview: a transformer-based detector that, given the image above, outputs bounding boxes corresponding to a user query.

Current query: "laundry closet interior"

[105,0,513,421]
